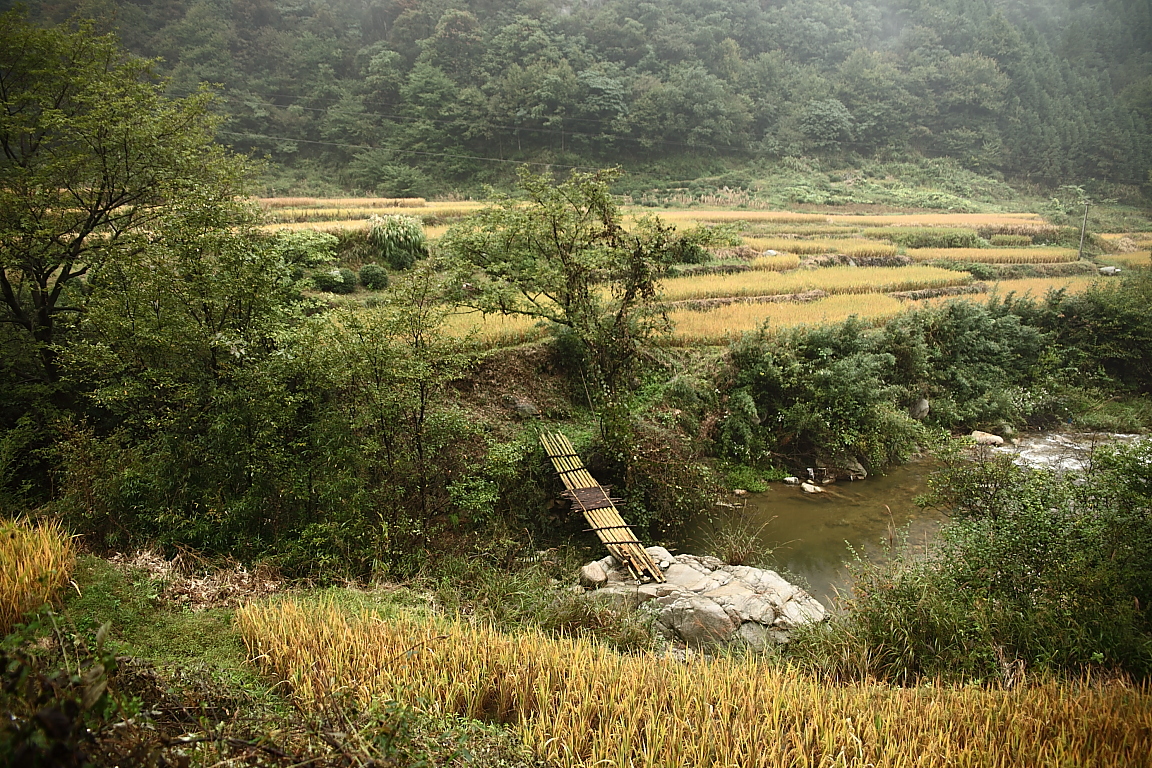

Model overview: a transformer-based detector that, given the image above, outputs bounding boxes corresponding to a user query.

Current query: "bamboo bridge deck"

[539,431,664,583]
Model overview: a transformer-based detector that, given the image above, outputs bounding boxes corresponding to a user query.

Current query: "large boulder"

[656,596,737,648]
[579,552,827,651]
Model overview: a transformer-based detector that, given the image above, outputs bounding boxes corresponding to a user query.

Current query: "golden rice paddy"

[907,247,1080,264]
[660,266,969,302]
[1100,252,1151,268]
[669,294,907,345]
[824,212,1044,227]
[743,237,899,258]
[443,311,546,346]
[747,253,802,271]
[0,519,75,634]
[237,599,1152,768]
[919,276,1099,308]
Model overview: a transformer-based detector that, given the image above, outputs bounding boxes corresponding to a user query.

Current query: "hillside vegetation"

[16,0,1152,198]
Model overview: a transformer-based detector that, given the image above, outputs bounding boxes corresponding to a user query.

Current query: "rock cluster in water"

[580,547,827,650]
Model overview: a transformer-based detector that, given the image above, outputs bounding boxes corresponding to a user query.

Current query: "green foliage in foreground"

[790,440,1152,682]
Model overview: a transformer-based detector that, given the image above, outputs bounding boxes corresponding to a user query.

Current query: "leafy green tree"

[441,167,671,394]
[0,10,250,383]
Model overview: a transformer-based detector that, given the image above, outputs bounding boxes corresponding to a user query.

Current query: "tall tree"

[0,10,250,383]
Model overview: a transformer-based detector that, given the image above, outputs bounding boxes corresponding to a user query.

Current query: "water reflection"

[685,461,943,609]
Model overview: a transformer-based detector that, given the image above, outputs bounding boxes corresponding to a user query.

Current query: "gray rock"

[736,621,772,651]
[909,398,930,420]
[579,561,607,588]
[644,546,675,568]
[662,563,709,592]
[971,430,1005,446]
[658,596,738,648]
[800,482,825,494]
[783,476,801,485]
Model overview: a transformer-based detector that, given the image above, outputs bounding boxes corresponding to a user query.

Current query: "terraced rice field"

[907,247,1080,264]
[743,237,899,258]
[1100,252,1151,268]
[237,599,1152,768]
[660,265,969,302]
[668,294,907,345]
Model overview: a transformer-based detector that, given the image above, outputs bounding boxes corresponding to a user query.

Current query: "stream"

[684,431,1146,609]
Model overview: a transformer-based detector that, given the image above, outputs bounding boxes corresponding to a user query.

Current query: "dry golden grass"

[258,196,428,209]
[237,600,1152,768]
[748,254,802,271]
[920,276,1099,308]
[669,294,906,344]
[637,211,828,226]
[827,213,1043,227]
[744,237,899,258]
[259,200,484,224]
[907,247,1080,264]
[661,266,969,301]
[1100,253,1152,268]
[442,311,545,347]
[257,220,370,232]
[1,519,75,634]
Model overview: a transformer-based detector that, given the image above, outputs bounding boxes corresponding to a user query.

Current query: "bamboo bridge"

[539,431,664,583]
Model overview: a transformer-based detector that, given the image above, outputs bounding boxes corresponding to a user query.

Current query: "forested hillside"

[10,0,1152,196]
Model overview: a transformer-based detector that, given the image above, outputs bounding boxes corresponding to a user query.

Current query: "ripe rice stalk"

[1099,253,1151,268]
[236,599,1152,768]
[669,294,907,345]
[257,196,428,209]
[830,213,1043,227]
[907,247,1079,264]
[744,238,899,258]
[640,211,828,227]
[0,519,76,634]
[442,311,546,347]
[748,254,802,271]
[660,266,970,302]
[919,276,1099,307]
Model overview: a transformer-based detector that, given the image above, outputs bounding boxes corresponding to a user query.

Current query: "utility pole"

[1078,202,1090,261]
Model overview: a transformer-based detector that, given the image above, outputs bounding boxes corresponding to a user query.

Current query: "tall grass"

[237,599,1152,768]
[743,238,899,258]
[668,294,907,344]
[0,519,75,634]
[661,266,970,301]
[908,247,1079,264]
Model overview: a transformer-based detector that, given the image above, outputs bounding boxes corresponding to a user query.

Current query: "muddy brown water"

[685,461,942,610]
[682,432,1145,611]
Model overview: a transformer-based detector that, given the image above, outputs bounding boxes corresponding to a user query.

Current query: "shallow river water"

[684,432,1145,609]
[685,461,941,609]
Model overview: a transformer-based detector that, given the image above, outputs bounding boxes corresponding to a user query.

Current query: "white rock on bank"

[579,552,827,651]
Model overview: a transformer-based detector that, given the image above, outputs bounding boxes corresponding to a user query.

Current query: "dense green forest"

[8,0,1152,196]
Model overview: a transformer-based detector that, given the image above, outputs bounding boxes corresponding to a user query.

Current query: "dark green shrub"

[312,267,357,294]
[359,263,389,290]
